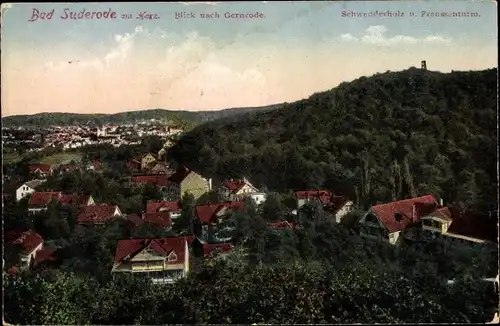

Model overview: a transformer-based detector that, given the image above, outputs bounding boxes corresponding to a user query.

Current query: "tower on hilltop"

[421,60,427,70]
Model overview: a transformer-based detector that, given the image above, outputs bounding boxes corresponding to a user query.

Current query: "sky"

[1,1,497,116]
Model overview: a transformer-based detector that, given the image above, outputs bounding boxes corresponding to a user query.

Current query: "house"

[28,164,52,179]
[111,236,191,284]
[16,179,44,201]
[77,204,123,225]
[359,195,439,245]
[194,201,245,240]
[4,229,44,268]
[141,153,157,170]
[27,192,62,214]
[419,206,498,245]
[166,166,212,201]
[296,190,354,223]
[126,159,142,172]
[27,192,94,214]
[127,211,173,230]
[219,178,260,201]
[131,175,170,190]
[146,201,182,219]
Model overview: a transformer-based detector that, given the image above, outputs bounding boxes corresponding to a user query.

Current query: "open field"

[34,152,83,166]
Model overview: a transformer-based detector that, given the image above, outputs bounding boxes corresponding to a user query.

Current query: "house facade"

[28,192,95,214]
[219,178,260,201]
[141,153,157,170]
[167,167,211,201]
[296,190,354,223]
[359,195,440,246]
[16,180,44,202]
[147,201,182,219]
[112,237,190,284]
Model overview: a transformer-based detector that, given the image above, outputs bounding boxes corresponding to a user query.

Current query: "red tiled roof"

[222,180,247,193]
[295,190,335,205]
[77,204,120,224]
[324,196,350,215]
[195,201,245,224]
[28,192,61,208]
[371,195,438,233]
[132,175,169,187]
[146,212,172,228]
[114,236,189,265]
[29,164,52,174]
[34,248,56,266]
[268,220,296,229]
[4,229,44,254]
[58,193,92,206]
[146,201,181,213]
[168,166,192,184]
[446,208,498,243]
[127,213,143,225]
[203,242,234,257]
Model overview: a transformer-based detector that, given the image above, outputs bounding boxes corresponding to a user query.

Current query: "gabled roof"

[132,175,169,187]
[146,201,181,213]
[324,195,350,215]
[370,195,438,233]
[114,236,189,265]
[28,192,61,208]
[77,204,120,224]
[58,193,92,206]
[221,180,250,194]
[19,179,44,190]
[59,164,80,172]
[126,159,141,170]
[446,208,498,243]
[195,201,245,224]
[129,212,172,228]
[202,242,234,257]
[4,229,44,254]
[29,164,52,174]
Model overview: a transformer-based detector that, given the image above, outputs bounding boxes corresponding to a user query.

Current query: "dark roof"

[34,248,56,266]
[4,229,44,254]
[168,166,192,184]
[371,195,438,233]
[446,208,498,243]
[28,192,61,208]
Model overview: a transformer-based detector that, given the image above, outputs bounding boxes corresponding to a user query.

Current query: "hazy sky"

[1,1,497,116]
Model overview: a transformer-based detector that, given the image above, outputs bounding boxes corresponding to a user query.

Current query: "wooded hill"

[169,68,498,211]
[1,105,280,128]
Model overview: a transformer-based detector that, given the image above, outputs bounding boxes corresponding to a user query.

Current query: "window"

[168,251,177,262]
[394,213,403,222]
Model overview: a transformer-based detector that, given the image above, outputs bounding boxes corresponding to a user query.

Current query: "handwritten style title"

[28,8,159,21]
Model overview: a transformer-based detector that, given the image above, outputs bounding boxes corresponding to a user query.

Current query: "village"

[4,148,498,293]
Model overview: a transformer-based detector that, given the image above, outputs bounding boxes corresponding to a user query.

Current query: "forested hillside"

[1,105,280,128]
[169,68,498,211]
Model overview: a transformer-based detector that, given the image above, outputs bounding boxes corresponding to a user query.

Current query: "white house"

[219,178,260,201]
[16,180,44,202]
[249,192,267,206]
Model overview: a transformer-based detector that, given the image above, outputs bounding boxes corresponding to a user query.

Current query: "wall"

[181,172,210,200]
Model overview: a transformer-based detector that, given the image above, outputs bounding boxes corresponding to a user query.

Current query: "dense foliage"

[1,105,279,128]
[169,68,498,211]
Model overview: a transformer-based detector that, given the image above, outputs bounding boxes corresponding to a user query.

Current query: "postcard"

[1,1,498,325]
